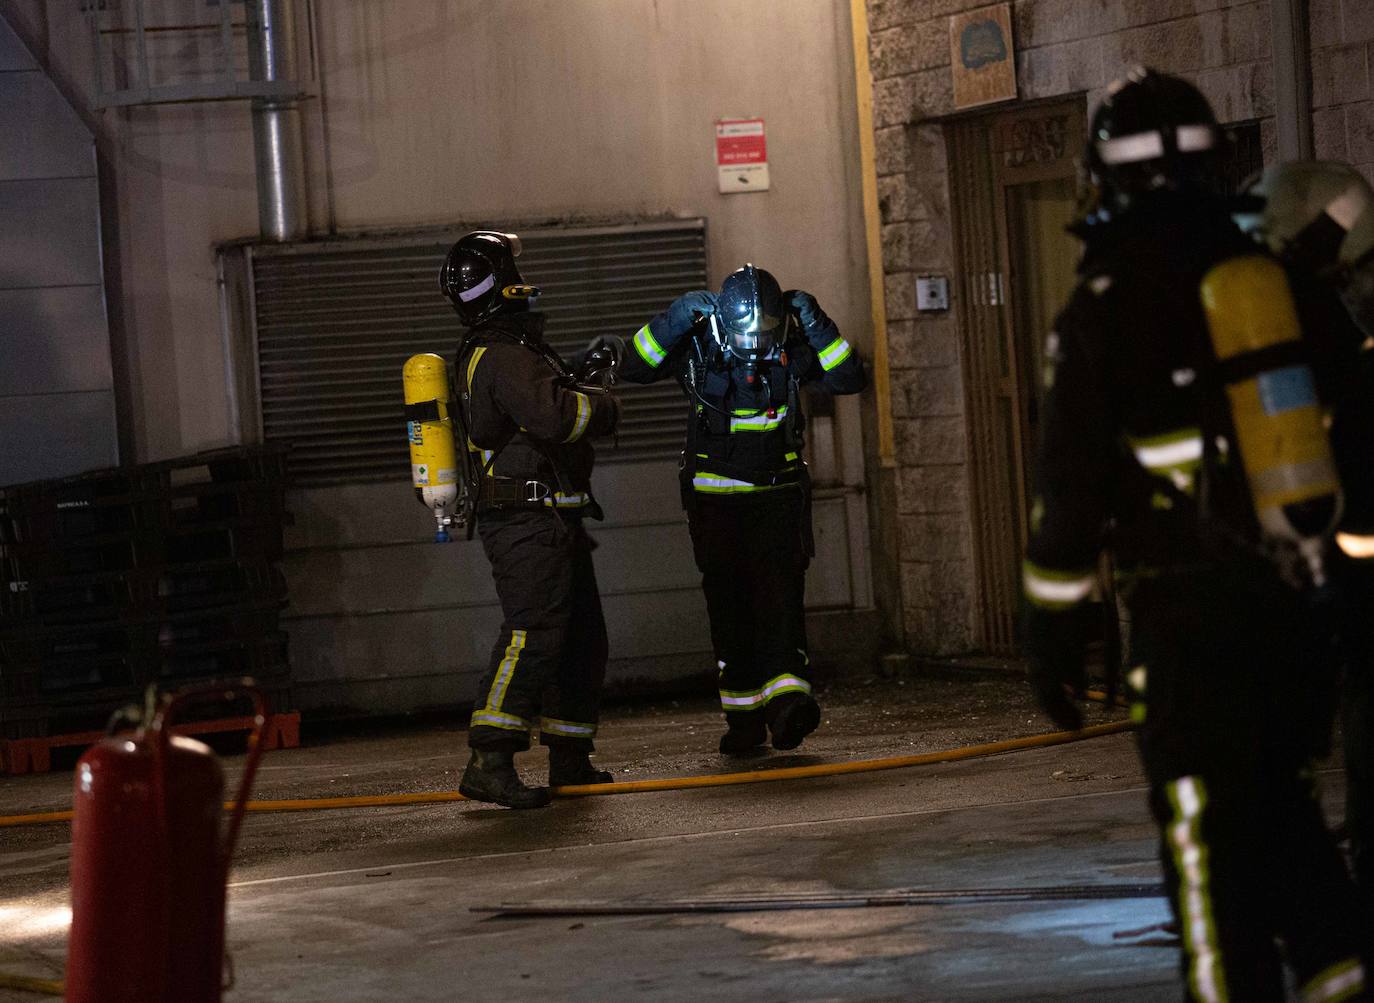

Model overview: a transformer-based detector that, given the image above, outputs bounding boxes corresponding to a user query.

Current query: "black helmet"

[1085,66,1222,215]
[713,264,786,365]
[439,230,540,326]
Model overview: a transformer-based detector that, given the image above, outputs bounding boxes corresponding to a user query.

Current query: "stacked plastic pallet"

[0,446,292,743]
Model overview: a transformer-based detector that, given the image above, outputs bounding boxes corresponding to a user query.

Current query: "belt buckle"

[523,480,550,503]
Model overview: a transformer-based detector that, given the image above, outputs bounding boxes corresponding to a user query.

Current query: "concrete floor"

[0,669,1349,1001]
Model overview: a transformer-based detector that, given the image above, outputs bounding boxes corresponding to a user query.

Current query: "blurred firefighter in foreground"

[439,231,620,809]
[1244,160,1374,957]
[604,266,865,755]
[1022,68,1368,998]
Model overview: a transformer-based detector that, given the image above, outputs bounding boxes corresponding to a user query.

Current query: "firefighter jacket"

[618,293,866,499]
[458,312,618,513]
[1023,196,1371,615]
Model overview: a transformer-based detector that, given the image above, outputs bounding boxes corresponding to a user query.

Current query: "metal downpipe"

[1271,0,1314,161]
[247,0,307,242]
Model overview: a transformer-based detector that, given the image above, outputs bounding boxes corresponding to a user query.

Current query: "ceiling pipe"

[246,0,307,242]
[1271,0,1314,161]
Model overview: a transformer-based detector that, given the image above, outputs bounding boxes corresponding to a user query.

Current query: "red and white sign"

[715,118,769,193]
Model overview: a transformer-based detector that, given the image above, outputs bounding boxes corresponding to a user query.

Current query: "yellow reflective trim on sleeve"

[633,324,667,367]
[564,391,591,442]
[818,337,853,371]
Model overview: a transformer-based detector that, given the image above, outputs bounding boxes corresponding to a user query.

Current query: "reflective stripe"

[1167,777,1226,1003]
[1336,532,1374,559]
[633,324,667,367]
[465,346,488,392]
[540,717,597,738]
[730,406,788,432]
[693,474,792,495]
[458,273,496,302]
[784,451,798,462]
[470,709,532,732]
[545,491,591,509]
[1304,958,1366,1003]
[1176,123,1216,153]
[564,391,591,442]
[1132,431,1204,469]
[719,673,812,710]
[1130,429,1204,493]
[1022,561,1095,609]
[1097,130,1165,165]
[487,629,526,711]
[818,336,853,371]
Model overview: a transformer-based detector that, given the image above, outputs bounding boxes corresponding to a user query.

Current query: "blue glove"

[666,290,716,337]
[786,289,828,333]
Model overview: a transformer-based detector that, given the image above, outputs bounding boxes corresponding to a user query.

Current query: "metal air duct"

[247,0,308,242]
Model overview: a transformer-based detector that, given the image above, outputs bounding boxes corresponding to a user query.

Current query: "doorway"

[945,97,1086,654]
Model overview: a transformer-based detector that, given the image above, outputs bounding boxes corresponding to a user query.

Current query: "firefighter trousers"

[468,509,607,753]
[1127,572,1366,1001]
[687,490,813,727]
[1337,554,1374,956]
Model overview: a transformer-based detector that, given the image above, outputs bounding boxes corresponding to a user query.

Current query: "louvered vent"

[249,220,707,486]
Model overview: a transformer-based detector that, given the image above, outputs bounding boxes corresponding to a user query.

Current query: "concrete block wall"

[865,0,1273,654]
[1311,0,1374,180]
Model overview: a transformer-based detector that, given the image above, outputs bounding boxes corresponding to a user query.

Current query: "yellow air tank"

[403,353,460,542]
[1200,255,1341,582]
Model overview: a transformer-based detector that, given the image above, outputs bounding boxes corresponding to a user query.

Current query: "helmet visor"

[717,309,783,361]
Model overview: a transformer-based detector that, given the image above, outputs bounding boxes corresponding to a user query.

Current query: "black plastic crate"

[0,467,149,515]
[0,619,158,667]
[152,599,283,650]
[142,446,288,491]
[158,633,289,683]
[1,570,153,624]
[163,520,284,565]
[0,498,154,546]
[1,653,146,705]
[0,535,145,584]
[151,558,286,614]
[151,485,287,531]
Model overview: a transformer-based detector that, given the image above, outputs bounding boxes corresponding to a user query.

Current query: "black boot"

[459,749,551,809]
[548,746,613,786]
[718,712,768,756]
[767,693,820,751]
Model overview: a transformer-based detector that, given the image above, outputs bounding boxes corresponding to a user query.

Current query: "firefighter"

[1023,69,1368,998]
[611,265,865,755]
[439,230,620,809]
[1243,160,1374,954]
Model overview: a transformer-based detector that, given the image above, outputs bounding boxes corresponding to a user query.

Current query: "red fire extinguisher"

[65,681,270,1003]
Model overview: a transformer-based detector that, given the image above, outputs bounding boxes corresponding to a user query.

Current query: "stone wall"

[865,0,1273,654]
[1311,0,1374,181]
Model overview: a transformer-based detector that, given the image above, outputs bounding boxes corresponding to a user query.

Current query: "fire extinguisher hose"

[0,715,1132,829]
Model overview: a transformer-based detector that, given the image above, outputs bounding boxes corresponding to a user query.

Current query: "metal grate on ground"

[246,220,709,487]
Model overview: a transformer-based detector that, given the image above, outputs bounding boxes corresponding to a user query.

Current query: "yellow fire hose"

[0,973,63,996]
[0,709,1132,996]
[0,715,1132,830]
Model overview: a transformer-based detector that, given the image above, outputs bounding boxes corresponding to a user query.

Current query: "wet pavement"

[0,667,1348,1000]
